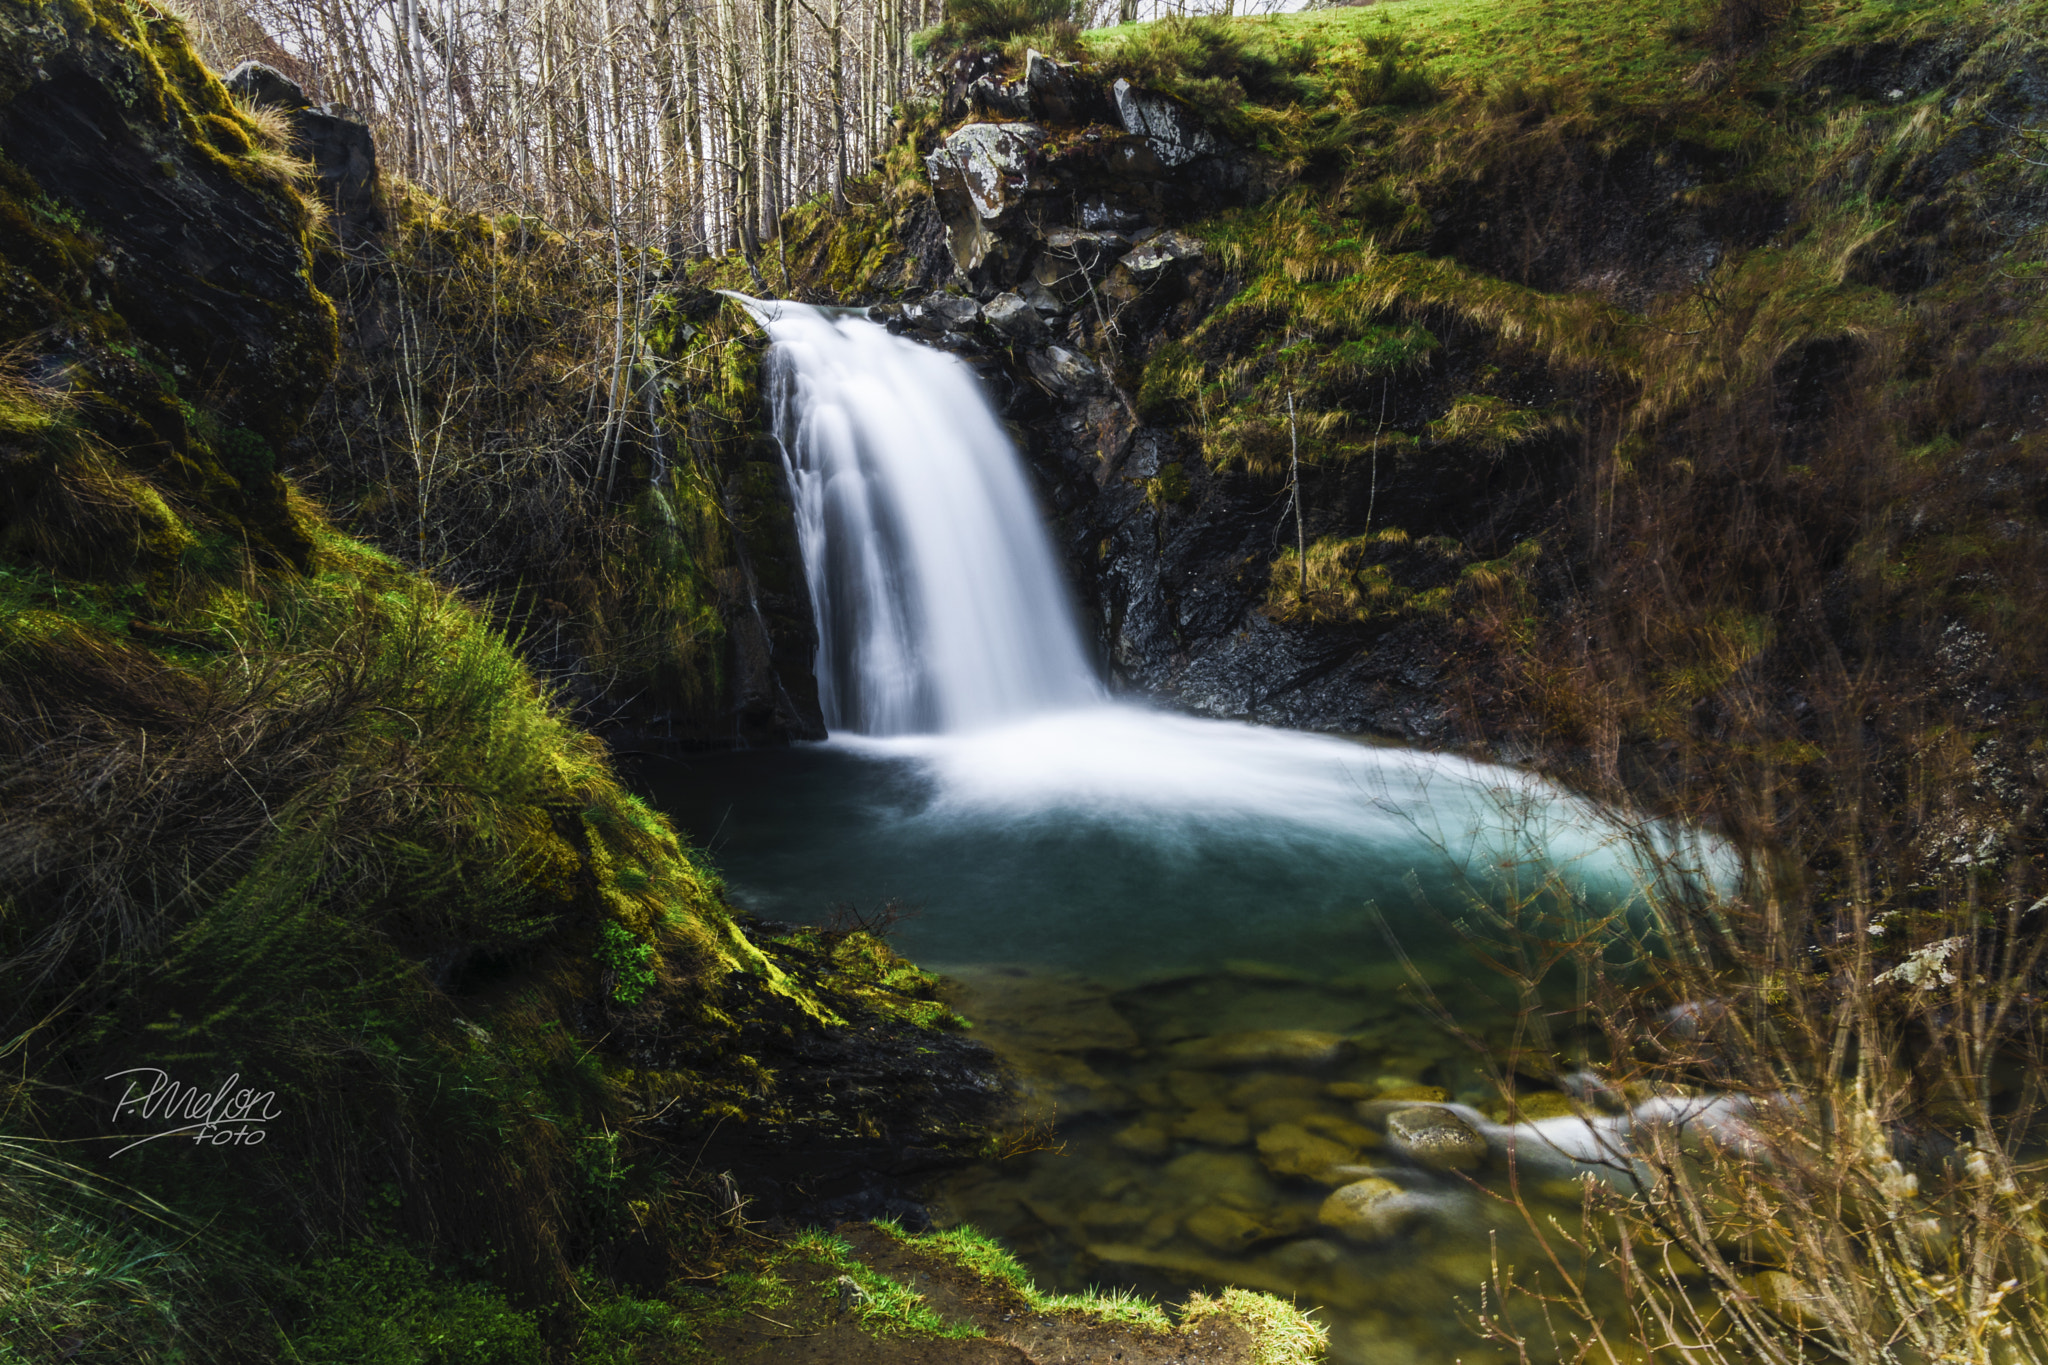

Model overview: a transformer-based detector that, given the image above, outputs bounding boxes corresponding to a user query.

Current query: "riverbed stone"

[1385,1105,1490,1171]
[1165,1069,1225,1108]
[1376,1082,1449,1103]
[1183,1204,1269,1253]
[1076,1199,1151,1232]
[1301,1112,1382,1151]
[1318,1177,1422,1241]
[1257,1122,1358,1182]
[1161,1149,1275,1209]
[1112,1119,1171,1157]
[945,970,1140,1053]
[1511,1090,1580,1121]
[1171,1029,1353,1069]
[1171,1103,1251,1147]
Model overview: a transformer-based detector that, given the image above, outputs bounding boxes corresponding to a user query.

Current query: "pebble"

[1385,1105,1490,1170]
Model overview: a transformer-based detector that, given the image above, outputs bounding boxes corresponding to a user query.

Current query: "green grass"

[781,1229,986,1339]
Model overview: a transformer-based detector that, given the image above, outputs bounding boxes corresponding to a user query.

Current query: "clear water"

[640,706,1658,982]
[658,299,1707,1362]
[636,730,1669,1365]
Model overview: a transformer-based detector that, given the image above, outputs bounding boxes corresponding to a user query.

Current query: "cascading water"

[697,294,1700,971]
[750,297,1100,735]
[646,300,1730,1365]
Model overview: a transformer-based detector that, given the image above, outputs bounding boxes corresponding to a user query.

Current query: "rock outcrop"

[0,0,339,572]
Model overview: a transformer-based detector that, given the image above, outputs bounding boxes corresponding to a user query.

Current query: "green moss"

[286,1242,547,1365]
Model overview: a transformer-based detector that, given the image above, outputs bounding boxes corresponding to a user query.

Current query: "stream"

[638,299,1710,1364]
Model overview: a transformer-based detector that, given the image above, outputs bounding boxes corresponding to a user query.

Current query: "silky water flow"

[634,299,1729,1364]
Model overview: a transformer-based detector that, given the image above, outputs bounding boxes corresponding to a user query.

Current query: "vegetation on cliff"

[776,0,2048,1358]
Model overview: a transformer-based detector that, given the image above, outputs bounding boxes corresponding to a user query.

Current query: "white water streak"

[747,297,1100,734]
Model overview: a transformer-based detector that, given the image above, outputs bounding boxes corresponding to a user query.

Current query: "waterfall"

[744,297,1102,736]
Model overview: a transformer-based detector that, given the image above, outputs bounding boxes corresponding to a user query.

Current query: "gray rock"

[1119,229,1204,285]
[1017,277,1067,316]
[1113,78,1224,167]
[224,61,308,110]
[1033,229,1129,307]
[925,122,1046,221]
[1385,1105,1490,1170]
[920,291,983,329]
[984,291,1050,343]
[292,103,384,250]
[1027,345,1109,398]
[968,74,1033,120]
[1080,195,1147,232]
[1025,49,1081,124]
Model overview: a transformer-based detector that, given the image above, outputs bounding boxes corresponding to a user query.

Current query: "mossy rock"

[0,0,335,575]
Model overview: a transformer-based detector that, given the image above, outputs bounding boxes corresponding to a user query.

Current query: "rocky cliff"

[780,7,2048,848]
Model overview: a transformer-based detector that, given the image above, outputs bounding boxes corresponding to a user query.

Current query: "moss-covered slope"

[0,6,976,1361]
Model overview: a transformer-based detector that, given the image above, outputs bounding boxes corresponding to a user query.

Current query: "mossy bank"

[0,4,1318,1363]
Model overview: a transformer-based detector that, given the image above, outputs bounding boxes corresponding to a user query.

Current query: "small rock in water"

[1184,1203,1271,1253]
[1385,1106,1490,1171]
[1510,1090,1579,1121]
[1165,1069,1224,1107]
[1375,1082,1449,1103]
[1317,1177,1423,1241]
[1257,1122,1358,1182]
[1161,1149,1275,1209]
[1171,1029,1353,1069]
[1325,1081,1377,1101]
[1171,1103,1251,1147]
[1076,1199,1150,1232]
[1301,1112,1381,1151]
[1112,1120,1171,1157]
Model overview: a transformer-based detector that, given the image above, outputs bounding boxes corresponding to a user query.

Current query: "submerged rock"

[1112,1119,1171,1157]
[1317,1177,1427,1241]
[1384,1105,1490,1170]
[1172,1103,1252,1147]
[1257,1122,1358,1182]
[1172,1029,1353,1069]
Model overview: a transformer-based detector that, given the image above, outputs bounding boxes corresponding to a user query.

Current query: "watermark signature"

[105,1068,280,1157]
